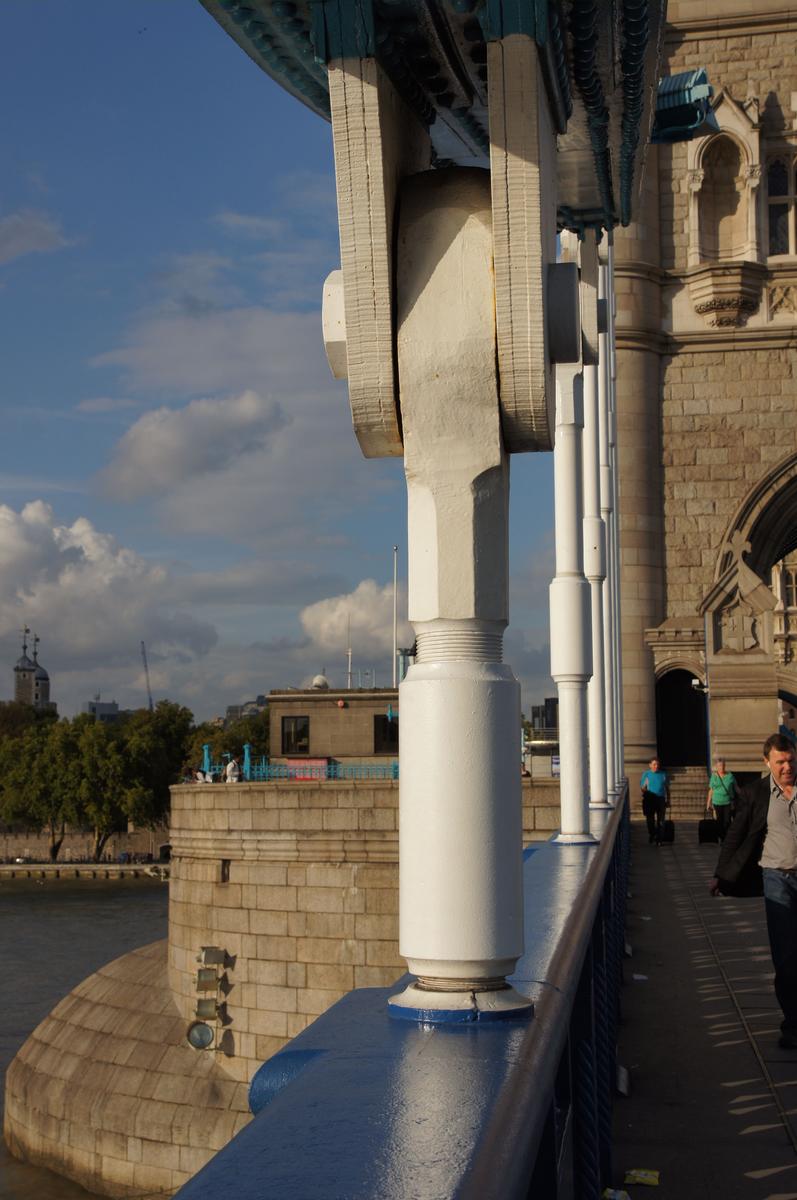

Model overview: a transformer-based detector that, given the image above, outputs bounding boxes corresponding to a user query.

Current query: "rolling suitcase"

[659,819,675,844]
[698,818,719,844]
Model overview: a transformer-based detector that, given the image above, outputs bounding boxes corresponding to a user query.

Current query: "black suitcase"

[659,819,675,844]
[698,818,719,844]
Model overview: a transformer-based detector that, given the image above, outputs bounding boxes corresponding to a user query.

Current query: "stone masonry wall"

[168,781,402,1083]
[661,346,797,614]
[660,26,797,275]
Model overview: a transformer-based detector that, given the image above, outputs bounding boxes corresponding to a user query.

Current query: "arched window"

[767,156,796,256]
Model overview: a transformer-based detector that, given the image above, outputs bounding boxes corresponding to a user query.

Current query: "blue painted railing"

[248,761,399,782]
[199,743,398,782]
[174,790,629,1200]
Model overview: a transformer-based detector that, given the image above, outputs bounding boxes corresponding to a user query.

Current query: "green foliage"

[0,718,81,860]
[0,698,196,861]
[185,711,269,771]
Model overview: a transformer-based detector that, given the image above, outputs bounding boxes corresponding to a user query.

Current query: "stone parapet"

[168,781,403,1082]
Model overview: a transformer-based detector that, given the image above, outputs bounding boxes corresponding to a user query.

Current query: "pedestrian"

[640,756,669,845]
[709,732,797,1050]
[225,756,241,784]
[705,756,738,842]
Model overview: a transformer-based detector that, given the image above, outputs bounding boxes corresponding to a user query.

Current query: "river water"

[0,877,168,1198]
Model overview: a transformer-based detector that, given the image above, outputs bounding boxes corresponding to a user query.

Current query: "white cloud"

[214,211,287,240]
[300,579,413,658]
[0,502,216,687]
[76,396,140,414]
[99,389,288,500]
[0,209,69,265]
[91,302,400,546]
[152,251,244,315]
[91,305,326,395]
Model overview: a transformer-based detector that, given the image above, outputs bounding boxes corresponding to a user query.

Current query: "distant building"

[269,676,399,764]
[225,694,268,726]
[530,697,558,737]
[83,698,122,723]
[13,628,57,714]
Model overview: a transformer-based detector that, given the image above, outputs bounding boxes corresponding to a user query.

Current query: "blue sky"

[0,0,555,720]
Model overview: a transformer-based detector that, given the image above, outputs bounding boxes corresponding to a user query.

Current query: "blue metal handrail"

[199,744,398,782]
[248,761,399,782]
[173,789,630,1199]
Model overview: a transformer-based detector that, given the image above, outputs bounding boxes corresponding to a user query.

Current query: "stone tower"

[13,627,35,706]
[617,0,797,780]
[13,628,54,711]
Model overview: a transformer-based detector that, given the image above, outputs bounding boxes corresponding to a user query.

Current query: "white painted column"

[607,240,625,784]
[598,262,618,798]
[583,358,610,810]
[550,367,595,843]
[389,170,531,1018]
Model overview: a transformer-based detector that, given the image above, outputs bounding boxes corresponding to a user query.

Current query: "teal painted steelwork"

[618,0,649,226]
[247,760,399,781]
[200,0,664,230]
[201,754,399,781]
[569,0,614,225]
[311,0,376,63]
[652,67,718,144]
[482,0,546,41]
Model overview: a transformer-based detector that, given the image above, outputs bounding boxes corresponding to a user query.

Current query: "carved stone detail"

[769,284,797,316]
[687,168,705,193]
[716,595,759,653]
[687,260,767,327]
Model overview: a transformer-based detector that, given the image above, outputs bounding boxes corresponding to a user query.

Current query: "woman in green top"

[706,757,737,843]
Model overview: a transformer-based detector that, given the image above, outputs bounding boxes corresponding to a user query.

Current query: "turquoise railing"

[200,744,398,782]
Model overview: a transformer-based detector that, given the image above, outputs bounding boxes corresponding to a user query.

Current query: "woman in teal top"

[706,757,737,842]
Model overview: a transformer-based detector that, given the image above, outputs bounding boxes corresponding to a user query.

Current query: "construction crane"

[140,641,154,712]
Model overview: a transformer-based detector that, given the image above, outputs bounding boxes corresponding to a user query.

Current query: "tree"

[0,700,56,739]
[120,700,194,827]
[73,717,130,861]
[0,720,81,860]
[184,711,269,773]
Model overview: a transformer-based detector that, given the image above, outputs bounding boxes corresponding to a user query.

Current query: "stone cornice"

[666,10,797,42]
[617,323,797,354]
[614,259,667,285]
[667,326,797,353]
[615,326,670,353]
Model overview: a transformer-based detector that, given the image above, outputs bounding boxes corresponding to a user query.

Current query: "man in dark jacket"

[710,733,797,1049]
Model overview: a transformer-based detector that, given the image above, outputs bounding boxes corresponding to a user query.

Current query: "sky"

[0,0,556,722]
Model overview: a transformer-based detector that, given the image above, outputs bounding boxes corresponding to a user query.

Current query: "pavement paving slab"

[610,821,797,1200]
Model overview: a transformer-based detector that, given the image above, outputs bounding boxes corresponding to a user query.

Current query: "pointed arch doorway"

[655,669,707,768]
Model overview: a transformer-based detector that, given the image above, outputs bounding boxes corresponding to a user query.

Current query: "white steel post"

[583,356,610,810]
[389,171,531,1018]
[598,262,617,797]
[607,240,625,785]
[550,368,595,843]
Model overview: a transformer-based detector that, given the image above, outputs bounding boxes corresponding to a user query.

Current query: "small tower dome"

[311,673,330,691]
